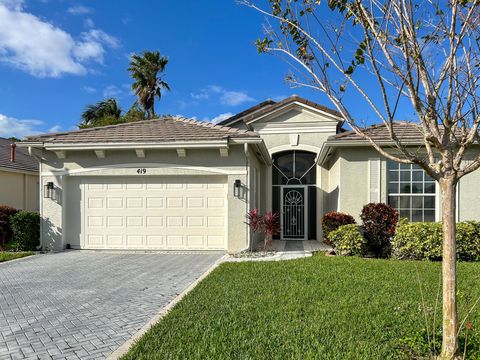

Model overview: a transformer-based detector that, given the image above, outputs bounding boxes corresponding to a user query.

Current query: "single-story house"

[0,138,39,211]
[19,96,480,252]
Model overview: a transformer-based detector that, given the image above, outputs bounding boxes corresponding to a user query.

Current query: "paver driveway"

[0,251,223,360]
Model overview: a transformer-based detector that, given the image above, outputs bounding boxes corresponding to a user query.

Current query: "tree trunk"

[439,176,458,360]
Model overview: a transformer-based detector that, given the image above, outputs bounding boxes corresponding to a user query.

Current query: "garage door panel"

[82,176,227,250]
[146,235,164,248]
[146,216,164,227]
[126,235,143,247]
[187,235,205,247]
[166,235,184,247]
[126,197,143,208]
[166,197,184,208]
[146,198,164,208]
[127,216,143,227]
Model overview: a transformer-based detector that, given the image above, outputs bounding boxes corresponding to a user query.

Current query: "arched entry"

[272,150,317,240]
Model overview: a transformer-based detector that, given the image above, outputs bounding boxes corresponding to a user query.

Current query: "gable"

[249,103,340,134]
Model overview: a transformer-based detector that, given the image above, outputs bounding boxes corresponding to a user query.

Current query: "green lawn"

[0,251,34,263]
[123,254,480,360]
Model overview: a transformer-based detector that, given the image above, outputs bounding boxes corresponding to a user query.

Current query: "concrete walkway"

[227,240,332,262]
[0,251,222,360]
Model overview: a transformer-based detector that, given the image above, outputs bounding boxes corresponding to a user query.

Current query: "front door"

[281,186,307,240]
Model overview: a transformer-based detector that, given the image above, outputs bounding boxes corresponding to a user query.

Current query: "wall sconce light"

[44,182,54,199]
[234,179,241,198]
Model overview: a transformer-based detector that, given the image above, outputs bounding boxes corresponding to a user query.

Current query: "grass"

[0,251,34,263]
[122,254,480,359]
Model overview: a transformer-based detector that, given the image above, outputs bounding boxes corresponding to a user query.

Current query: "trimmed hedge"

[10,211,40,251]
[321,211,356,244]
[329,224,366,256]
[0,205,18,250]
[392,221,480,261]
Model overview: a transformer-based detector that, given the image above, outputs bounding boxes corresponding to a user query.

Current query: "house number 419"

[137,168,146,174]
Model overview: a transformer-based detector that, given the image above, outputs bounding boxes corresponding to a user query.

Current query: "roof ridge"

[173,116,254,135]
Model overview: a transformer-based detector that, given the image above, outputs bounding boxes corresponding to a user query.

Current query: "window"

[272,151,316,185]
[387,161,436,222]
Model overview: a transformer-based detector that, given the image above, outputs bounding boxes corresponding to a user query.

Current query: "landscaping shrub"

[361,203,399,258]
[321,211,356,244]
[10,211,40,251]
[457,221,480,261]
[392,222,443,260]
[392,221,480,261]
[329,224,366,256]
[0,205,18,250]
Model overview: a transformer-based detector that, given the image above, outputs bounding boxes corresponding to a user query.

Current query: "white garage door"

[81,176,227,250]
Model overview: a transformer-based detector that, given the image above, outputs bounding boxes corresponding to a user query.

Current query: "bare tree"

[241,0,480,358]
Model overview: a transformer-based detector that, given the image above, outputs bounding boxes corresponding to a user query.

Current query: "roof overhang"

[18,137,263,151]
[0,166,38,176]
[317,140,425,166]
[18,137,272,165]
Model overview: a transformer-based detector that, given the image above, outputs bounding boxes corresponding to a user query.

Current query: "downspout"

[239,143,251,252]
[28,146,44,251]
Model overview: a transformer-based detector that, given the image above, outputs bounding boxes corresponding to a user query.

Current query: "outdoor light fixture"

[234,179,241,198]
[44,182,54,199]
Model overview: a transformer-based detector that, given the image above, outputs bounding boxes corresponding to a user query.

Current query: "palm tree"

[80,98,122,128]
[128,51,170,119]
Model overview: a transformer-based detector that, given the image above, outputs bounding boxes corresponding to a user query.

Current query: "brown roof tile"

[218,95,343,126]
[0,138,38,172]
[23,116,259,144]
[329,122,425,143]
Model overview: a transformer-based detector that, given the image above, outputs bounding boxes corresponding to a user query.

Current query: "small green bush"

[321,211,356,244]
[457,221,480,261]
[392,222,443,260]
[329,224,366,256]
[0,205,18,249]
[392,221,480,261]
[10,211,40,251]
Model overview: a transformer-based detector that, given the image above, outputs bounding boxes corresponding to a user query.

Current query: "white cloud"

[190,91,209,100]
[190,85,255,107]
[220,91,255,106]
[48,125,61,133]
[67,5,92,15]
[103,85,121,98]
[0,3,119,77]
[0,113,58,138]
[84,17,95,28]
[210,112,234,124]
[73,29,119,64]
[81,85,96,94]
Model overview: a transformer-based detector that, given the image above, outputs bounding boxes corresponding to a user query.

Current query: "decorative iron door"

[281,186,307,240]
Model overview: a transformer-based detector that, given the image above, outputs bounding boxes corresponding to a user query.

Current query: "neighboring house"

[0,138,39,211]
[19,96,480,252]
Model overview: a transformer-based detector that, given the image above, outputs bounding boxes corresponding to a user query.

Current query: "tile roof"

[24,116,259,144]
[0,138,38,172]
[218,95,343,126]
[329,122,425,143]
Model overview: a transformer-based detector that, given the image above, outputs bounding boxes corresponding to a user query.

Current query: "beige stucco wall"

[38,145,255,252]
[330,146,480,223]
[0,170,39,211]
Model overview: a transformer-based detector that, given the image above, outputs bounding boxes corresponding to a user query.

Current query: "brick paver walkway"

[0,251,222,359]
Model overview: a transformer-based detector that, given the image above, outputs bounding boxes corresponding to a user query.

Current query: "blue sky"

[0,0,333,138]
[0,0,422,140]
